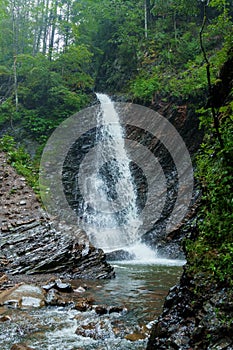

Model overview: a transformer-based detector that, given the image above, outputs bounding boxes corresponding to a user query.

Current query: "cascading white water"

[79,93,142,250]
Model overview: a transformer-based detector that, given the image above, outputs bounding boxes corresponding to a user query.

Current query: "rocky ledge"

[147,267,233,350]
[0,152,114,279]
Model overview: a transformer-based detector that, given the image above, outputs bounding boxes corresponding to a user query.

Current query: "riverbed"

[0,261,184,350]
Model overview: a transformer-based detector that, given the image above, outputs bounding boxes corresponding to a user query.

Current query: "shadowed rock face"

[146,271,233,350]
[0,152,114,280]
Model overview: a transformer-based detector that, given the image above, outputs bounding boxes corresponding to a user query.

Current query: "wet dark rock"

[147,270,233,350]
[106,249,136,261]
[74,298,93,312]
[93,305,108,315]
[109,306,125,314]
[0,222,115,279]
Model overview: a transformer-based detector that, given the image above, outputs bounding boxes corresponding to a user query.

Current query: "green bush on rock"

[0,135,39,194]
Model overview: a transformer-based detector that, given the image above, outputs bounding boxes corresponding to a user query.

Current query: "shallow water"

[0,263,183,350]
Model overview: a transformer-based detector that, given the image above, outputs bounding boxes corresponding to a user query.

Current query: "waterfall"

[78,93,142,250]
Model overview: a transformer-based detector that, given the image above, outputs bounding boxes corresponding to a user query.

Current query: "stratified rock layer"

[0,152,114,279]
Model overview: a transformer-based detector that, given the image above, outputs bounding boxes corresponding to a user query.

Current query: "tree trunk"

[12,0,18,116]
[48,0,58,61]
[42,0,50,55]
[145,0,148,39]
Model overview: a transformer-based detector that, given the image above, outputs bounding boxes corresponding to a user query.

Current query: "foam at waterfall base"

[105,242,186,266]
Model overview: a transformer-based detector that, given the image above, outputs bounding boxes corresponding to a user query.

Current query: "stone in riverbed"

[106,249,136,261]
[0,283,45,308]
[55,279,73,293]
[125,332,147,341]
[93,305,108,315]
[74,298,93,312]
[73,286,86,293]
[0,273,8,285]
[109,306,126,314]
[76,319,114,340]
[11,344,34,350]
[45,288,73,306]
[42,279,73,293]
[0,315,11,322]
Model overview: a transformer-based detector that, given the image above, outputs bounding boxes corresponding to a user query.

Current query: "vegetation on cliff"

[185,47,233,284]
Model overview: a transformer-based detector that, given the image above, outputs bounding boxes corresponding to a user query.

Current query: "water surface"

[0,263,183,349]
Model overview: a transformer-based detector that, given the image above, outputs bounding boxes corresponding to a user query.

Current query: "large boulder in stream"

[0,152,114,280]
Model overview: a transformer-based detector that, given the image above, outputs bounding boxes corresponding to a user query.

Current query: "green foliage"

[185,92,233,283]
[128,0,232,102]
[0,99,15,125]
[0,135,39,193]
[130,69,160,103]
[0,51,93,142]
[53,45,94,90]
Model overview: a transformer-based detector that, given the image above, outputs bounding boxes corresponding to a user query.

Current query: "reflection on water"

[0,263,183,350]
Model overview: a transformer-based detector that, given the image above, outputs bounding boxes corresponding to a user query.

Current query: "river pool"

[0,261,184,350]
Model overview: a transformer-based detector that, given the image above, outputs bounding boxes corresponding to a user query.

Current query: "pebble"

[11,344,35,350]
[74,286,86,293]
[0,315,11,322]
[125,332,147,341]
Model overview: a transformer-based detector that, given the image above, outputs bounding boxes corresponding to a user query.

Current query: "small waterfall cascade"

[79,93,142,250]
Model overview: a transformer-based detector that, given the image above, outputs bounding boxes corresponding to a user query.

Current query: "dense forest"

[0,0,233,348]
[0,0,232,140]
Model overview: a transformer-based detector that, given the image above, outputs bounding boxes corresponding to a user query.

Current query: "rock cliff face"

[147,269,233,350]
[138,100,202,259]
[0,152,114,279]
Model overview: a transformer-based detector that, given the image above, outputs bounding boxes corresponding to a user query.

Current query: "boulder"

[106,249,136,261]
[0,283,45,308]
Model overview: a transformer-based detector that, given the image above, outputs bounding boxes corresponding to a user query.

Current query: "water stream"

[0,263,183,350]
